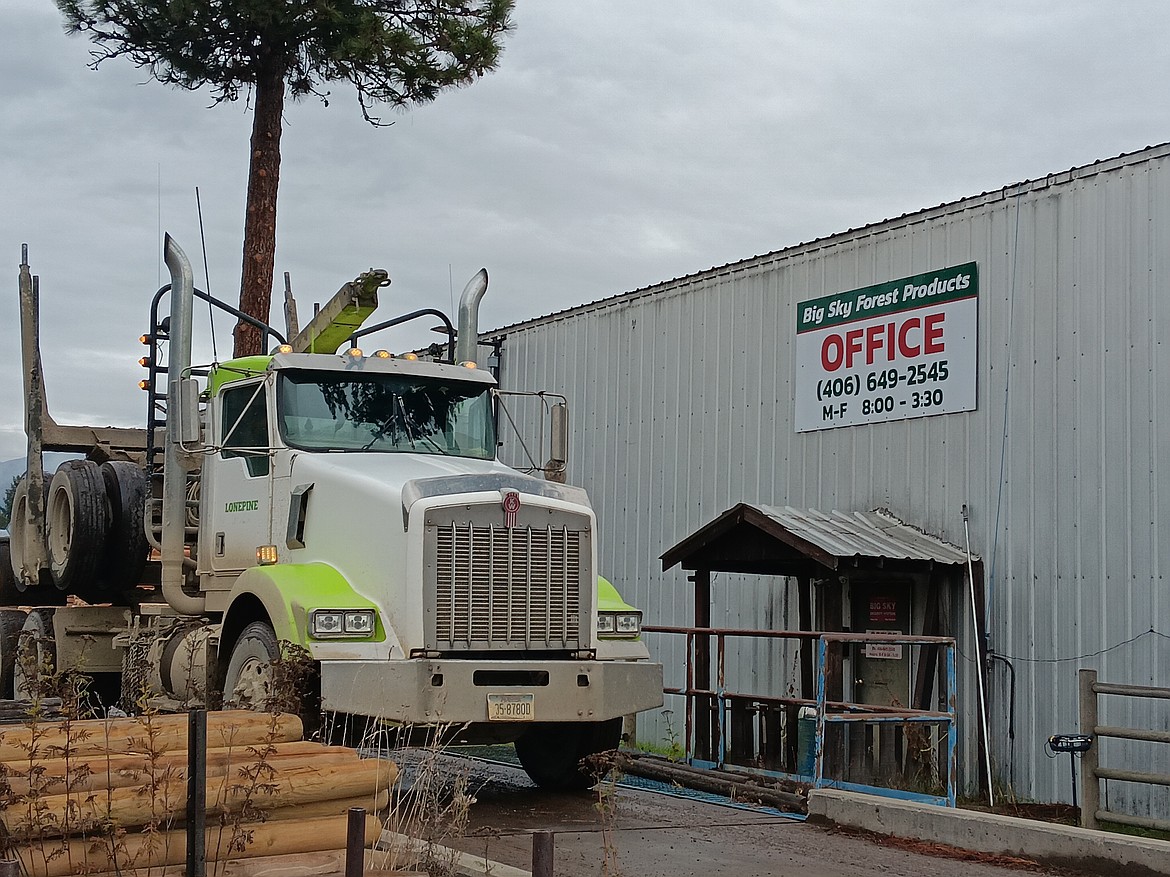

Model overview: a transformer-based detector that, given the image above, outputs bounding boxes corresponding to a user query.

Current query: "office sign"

[794,263,978,432]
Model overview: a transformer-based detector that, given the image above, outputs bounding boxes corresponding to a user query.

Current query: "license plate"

[487,693,535,722]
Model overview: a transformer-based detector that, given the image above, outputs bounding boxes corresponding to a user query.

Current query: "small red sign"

[869,598,898,623]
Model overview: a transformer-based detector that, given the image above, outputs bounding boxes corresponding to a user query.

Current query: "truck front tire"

[514,718,623,790]
[223,621,280,711]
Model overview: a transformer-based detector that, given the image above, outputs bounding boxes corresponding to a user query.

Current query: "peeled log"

[5,758,398,838]
[264,788,390,820]
[4,742,359,797]
[57,850,349,877]
[12,813,383,877]
[0,711,303,761]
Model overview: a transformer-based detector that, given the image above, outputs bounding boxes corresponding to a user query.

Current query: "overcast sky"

[2,1,1169,461]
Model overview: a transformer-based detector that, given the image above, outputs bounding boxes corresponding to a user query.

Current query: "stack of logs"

[0,711,397,877]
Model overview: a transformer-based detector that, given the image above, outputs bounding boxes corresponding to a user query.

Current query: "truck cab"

[5,236,663,790]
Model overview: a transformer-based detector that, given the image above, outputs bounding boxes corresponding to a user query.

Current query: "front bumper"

[320,657,664,724]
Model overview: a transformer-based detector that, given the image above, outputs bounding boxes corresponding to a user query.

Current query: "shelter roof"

[660,503,974,576]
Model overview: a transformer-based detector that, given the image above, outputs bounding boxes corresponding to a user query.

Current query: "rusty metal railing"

[644,625,958,807]
[1078,669,1170,831]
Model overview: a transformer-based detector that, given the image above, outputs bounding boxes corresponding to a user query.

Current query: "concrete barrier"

[807,789,1170,876]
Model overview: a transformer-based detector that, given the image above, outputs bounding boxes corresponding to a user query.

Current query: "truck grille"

[433,522,584,650]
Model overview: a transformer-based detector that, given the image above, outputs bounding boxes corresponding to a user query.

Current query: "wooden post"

[798,576,813,697]
[912,580,941,711]
[1079,669,1100,829]
[186,709,207,877]
[819,582,845,777]
[790,575,814,773]
[729,698,751,766]
[692,569,713,762]
[345,808,366,877]
[532,831,554,877]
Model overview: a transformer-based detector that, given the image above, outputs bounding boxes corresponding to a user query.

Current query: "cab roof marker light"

[401,352,418,361]
[277,344,293,354]
[346,347,364,359]
[459,360,477,369]
[374,350,393,359]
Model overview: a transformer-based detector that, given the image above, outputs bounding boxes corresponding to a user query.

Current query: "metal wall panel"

[491,145,1170,814]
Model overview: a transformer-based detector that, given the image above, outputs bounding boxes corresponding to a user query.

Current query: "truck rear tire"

[13,608,57,700]
[0,609,28,698]
[514,717,623,790]
[46,461,110,598]
[7,479,32,589]
[99,461,150,596]
[4,485,65,604]
[0,536,20,604]
[223,621,280,711]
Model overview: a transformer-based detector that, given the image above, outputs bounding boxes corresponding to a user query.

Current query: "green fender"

[597,575,638,612]
[223,562,384,646]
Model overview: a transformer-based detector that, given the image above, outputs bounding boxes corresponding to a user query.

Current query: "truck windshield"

[277,370,495,459]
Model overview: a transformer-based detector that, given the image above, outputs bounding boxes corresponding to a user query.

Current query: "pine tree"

[0,475,19,530]
[57,0,514,355]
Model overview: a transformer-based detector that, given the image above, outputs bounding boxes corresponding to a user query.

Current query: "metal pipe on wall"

[963,504,994,806]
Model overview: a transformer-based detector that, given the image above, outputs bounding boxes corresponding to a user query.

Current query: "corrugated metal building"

[485,143,1170,815]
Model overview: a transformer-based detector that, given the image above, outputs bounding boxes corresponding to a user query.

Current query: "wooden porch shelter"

[658,503,979,781]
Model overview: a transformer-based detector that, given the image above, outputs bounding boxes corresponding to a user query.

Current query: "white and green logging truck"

[0,236,662,788]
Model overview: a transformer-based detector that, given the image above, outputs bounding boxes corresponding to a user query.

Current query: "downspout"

[963,504,993,806]
[455,269,488,366]
[161,235,206,616]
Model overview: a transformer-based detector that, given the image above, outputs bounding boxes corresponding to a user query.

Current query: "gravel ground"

[390,749,1087,877]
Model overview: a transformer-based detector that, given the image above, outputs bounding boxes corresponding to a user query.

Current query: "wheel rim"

[47,483,74,575]
[228,655,271,709]
[13,613,52,700]
[9,485,27,587]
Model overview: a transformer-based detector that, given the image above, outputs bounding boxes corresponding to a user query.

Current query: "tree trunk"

[235,61,285,357]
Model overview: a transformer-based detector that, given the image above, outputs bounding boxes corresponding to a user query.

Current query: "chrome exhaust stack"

[455,268,488,366]
[161,234,206,616]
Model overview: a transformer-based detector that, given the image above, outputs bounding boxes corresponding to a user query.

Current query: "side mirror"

[550,402,568,465]
[176,377,203,447]
[546,402,568,482]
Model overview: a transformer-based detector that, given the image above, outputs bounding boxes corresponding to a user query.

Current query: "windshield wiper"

[358,394,451,455]
[396,394,450,455]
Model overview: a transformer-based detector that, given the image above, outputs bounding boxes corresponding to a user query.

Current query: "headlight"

[311,609,376,638]
[615,612,641,635]
[597,610,641,638]
[344,611,375,634]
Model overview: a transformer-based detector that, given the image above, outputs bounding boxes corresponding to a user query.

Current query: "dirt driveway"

[431,754,1078,877]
